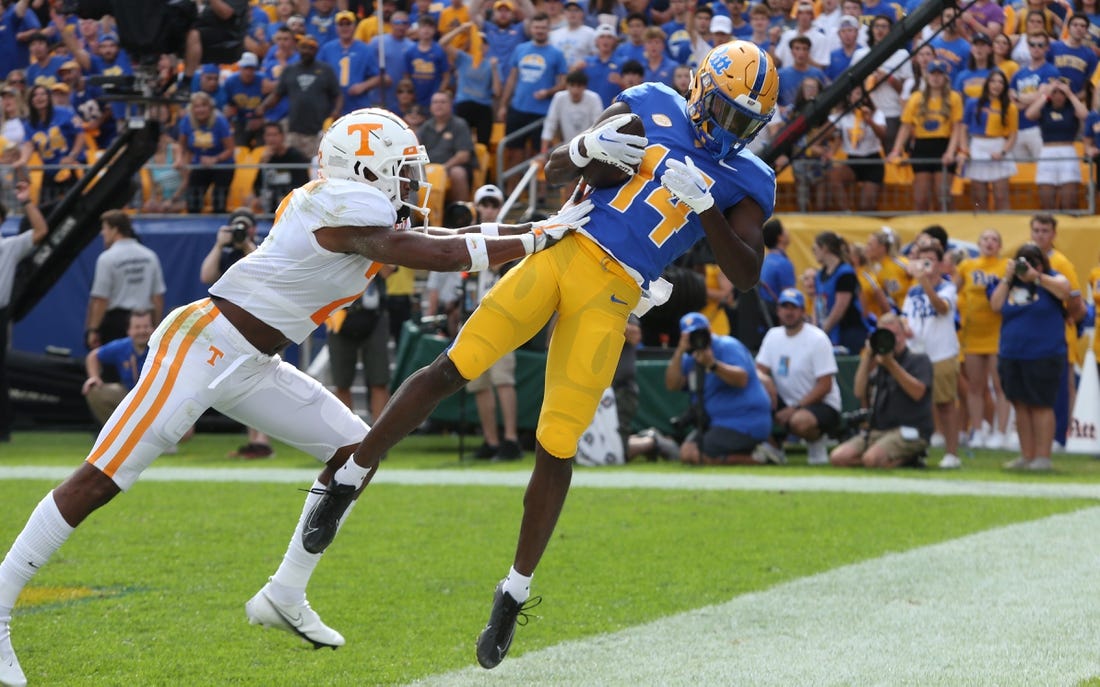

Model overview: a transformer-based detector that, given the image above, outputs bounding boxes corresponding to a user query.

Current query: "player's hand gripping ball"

[579,113,648,188]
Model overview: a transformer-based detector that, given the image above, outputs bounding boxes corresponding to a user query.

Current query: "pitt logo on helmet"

[687,40,777,159]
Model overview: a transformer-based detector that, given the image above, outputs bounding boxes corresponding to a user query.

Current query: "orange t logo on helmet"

[347,122,384,155]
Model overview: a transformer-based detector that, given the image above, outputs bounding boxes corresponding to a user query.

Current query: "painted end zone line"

[1,465,1100,499]
[413,506,1100,687]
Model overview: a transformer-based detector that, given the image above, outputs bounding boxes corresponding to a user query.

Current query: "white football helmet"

[318,108,432,220]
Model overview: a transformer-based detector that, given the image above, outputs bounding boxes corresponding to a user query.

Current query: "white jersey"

[209,177,397,343]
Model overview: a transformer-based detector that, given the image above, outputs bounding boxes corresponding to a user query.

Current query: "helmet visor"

[704,89,772,142]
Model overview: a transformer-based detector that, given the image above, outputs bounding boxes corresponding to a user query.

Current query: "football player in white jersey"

[0,108,590,687]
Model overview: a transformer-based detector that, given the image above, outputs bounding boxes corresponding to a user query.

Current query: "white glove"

[573,114,648,174]
[527,199,593,252]
[660,156,714,214]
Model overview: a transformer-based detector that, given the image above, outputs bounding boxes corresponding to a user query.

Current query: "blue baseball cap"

[778,288,805,308]
[927,60,948,74]
[679,312,709,335]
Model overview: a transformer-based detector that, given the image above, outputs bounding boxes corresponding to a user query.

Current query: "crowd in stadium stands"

[5,0,1100,470]
[5,0,1100,211]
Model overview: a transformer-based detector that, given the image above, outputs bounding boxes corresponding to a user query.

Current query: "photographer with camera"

[830,313,934,469]
[900,239,962,469]
[665,312,772,465]
[990,242,1071,471]
[198,208,273,459]
[754,288,842,466]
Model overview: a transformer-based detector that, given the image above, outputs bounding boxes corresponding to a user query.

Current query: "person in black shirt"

[247,122,310,213]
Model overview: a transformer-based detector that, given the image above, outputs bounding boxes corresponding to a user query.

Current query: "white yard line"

[412,506,1100,686]
[1,465,1100,500]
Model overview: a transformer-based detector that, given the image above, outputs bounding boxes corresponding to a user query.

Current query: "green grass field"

[2,431,1100,685]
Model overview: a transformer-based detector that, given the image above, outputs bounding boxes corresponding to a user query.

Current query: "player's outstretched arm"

[314,202,591,272]
[544,101,644,185]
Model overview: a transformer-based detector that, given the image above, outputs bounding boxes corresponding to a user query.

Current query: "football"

[581,113,646,188]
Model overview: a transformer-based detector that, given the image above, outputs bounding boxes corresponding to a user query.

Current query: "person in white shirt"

[540,68,603,203]
[755,287,843,465]
[0,108,590,687]
[550,0,597,65]
[775,2,831,68]
[901,238,961,469]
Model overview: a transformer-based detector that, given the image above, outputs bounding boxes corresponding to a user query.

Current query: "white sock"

[0,492,74,614]
[501,566,531,603]
[333,456,372,489]
[268,480,356,606]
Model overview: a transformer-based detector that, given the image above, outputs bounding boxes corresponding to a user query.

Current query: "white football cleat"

[246,583,345,650]
[0,618,26,687]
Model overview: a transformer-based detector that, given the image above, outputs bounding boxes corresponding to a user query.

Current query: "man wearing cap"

[550,0,596,66]
[755,288,842,465]
[824,15,863,82]
[775,2,829,69]
[223,52,265,147]
[582,23,621,108]
[708,15,734,49]
[58,58,115,149]
[1009,32,1059,161]
[479,0,531,84]
[666,312,773,465]
[465,184,524,462]
[256,33,341,159]
[318,10,380,115]
[195,63,228,108]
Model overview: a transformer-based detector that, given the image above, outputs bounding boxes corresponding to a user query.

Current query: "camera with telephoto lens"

[1015,257,1032,276]
[687,327,711,353]
[869,327,896,355]
[230,219,250,245]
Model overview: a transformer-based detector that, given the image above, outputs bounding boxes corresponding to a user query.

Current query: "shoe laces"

[511,596,543,627]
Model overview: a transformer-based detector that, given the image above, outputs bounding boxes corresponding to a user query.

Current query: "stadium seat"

[420,163,447,225]
[473,142,489,189]
[227,146,264,210]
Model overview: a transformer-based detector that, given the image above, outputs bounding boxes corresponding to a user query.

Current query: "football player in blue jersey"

[301,39,778,670]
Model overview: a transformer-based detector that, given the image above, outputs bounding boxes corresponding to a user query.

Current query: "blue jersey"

[953,67,992,99]
[930,36,969,76]
[179,112,233,164]
[27,55,69,87]
[1085,111,1100,149]
[222,73,264,131]
[663,20,692,65]
[484,20,527,81]
[318,38,378,113]
[583,54,621,108]
[367,34,413,112]
[1049,41,1097,94]
[0,5,39,74]
[90,51,133,78]
[507,41,568,115]
[777,65,828,107]
[405,42,449,109]
[992,272,1068,360]
[680,334,773,439]
[453,51,494,107]
[760,250,796,302]
[1036,102,1080,143]
[95,337,148,390]
[22,108,79,166]
[612,42,645,66]
[643,55,679,88]
[581,83,776,286]
[1010,62,1060,130]
[262,50,300,123]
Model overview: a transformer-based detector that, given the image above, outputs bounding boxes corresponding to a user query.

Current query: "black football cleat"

[301,482,357,554]
[475,582,541,669]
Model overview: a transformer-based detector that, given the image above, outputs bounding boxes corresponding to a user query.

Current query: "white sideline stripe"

[412,506,1100,686]
[2,465,1100,499]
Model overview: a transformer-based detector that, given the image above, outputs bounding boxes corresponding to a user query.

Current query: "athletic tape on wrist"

[480,222,500,237]
[568,137,590,168]
[465,235,490,272]
[520,233,536,254]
